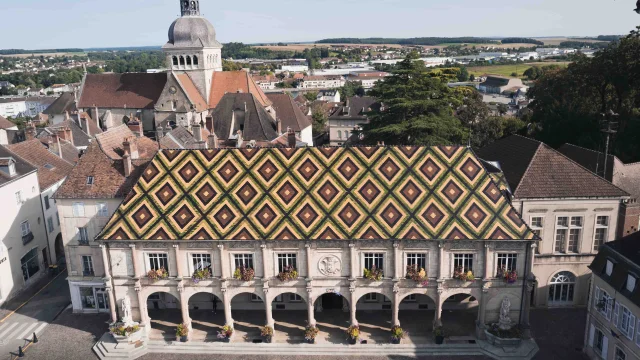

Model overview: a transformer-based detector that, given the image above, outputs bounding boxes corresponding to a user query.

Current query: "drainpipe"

[519,240,530,325]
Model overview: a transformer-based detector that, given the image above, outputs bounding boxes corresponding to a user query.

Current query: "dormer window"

[627,274,636,293]
[606,260,614,276]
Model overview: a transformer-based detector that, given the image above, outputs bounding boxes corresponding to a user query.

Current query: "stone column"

[222,288,233,327]
[130,244,141,278]
[484,243,492,280]
[393,241,400,280]
[349,287,358,326]
[178,285,191,330]
[173,244,184,279]
[307,288,316,327]
[100,244,112,278]
[305,243,313,280]
[349,243,357,279]
[433,289,443,329]
[437,242,444,280]
[527,243,536,274]
[475,287,489,339]
[521,280,534,339]
[264,288,274,328]
[218,244,229,279]
[392,285,400,326]
[135,283,147,325]
[261,244,269,280]
[105,287,118,323]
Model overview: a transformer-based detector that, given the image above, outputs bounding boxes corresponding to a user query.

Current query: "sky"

[1,0,639,49]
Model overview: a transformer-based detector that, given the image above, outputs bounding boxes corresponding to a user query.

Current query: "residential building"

[585,232,640,360]
[0,145,48,305]
[0,98,27,118]
[298,76,346,89]
[477,135,629,308]
[536,48,561,58]
[558,143,640,237]
[281,65,308,72]
[479,76,528,95]
[316,90,340,103]
[253,75,279,91]
[266,93,314,145]
[95,145,538,346]
[327,96,380,146]
[24,97,56,118]
[0,115,19,146]
[42,92,78,125]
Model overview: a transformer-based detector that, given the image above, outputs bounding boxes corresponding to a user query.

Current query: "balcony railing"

[22,232,34,245]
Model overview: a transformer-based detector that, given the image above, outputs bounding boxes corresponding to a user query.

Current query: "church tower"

[163,0,222,102]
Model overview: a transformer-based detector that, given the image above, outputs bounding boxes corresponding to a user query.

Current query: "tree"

[356,52,468,145]
[469,74,476,82]
[497,103,509,116]
[457,67,470,82]
[304,91,319,102]
[222,60,243,71]
[311,104,328,134]
[339,81,364,99]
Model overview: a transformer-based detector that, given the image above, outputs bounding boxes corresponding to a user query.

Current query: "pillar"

[484,243,491,280]
[307,289,316,327]
[476,287,489,339]
[433,289,443,329]
[393,241,400,280]
[349,243,357,280]
[100,244,112,278]
[173,244,184,279]
[521,281,534,339]
[437,242,444,280]
[130,244,141,278]
[305,243,313,280]
[349,288,358,326]
[106,287,118,323]
[264,289,274,328]
[392,287,400,326]
[218,245,229,279]
[222,288,233,327]
[178,286,191,330]
[135,283,147,325]
[261,244,269,280]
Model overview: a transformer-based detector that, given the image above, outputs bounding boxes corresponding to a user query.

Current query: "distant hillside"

[315,37,497,46]
[84,46,162,52]
[0,48,84,55]
[500,38,544,45]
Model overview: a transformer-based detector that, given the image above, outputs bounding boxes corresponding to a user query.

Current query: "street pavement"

[0,269,70,359]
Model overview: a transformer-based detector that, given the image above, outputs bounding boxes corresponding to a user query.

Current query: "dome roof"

[165,16,221,49]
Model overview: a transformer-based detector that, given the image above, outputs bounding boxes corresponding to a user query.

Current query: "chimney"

[277,118,282,135]
[236,130,244,148]
[93,106,100,129]
[127,120,142,137]
[64,111,70,121]
[123,151,132,177]
[207,133,219,149]
[122,136,139,160]
[83,115,91,136]
[25,121,36,141]
[53,133,62,159]
[193,121,202,142]
[157,126,164,139]
[205,115,214,133]
[65,127,74,146]
[287,127,296,148]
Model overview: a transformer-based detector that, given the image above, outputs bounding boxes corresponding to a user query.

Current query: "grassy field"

[468,61,570,78]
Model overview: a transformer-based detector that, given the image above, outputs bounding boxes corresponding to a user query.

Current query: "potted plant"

[434,326,445,345]
[261,325,274,343]
[304,325,319,344]
[233,266,255,281]
[176,323,189,342]
[277,265,298,282]
[363,265,383,281]
[147,267,169,281]
[390,325,405,344]
[507,270,517,284]
[453,266,474,281]
[217,324,233,342]
[192,268,211,284]
[406,264,428,286]
[109,323,142,344]
[345,325,360,345]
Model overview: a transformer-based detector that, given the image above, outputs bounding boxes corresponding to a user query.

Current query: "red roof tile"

[78,73,167,109]
[6,139,74,190]
[209,71,272,109]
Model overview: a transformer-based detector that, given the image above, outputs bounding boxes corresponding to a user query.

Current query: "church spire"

[180,0,200,16]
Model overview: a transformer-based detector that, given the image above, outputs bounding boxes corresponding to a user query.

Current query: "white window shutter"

[589,324,595,347]
[629,314,636,341]
[601,335,608,359]
[613,302,619,324]
[594,287,600,310]
[607,296,613,320]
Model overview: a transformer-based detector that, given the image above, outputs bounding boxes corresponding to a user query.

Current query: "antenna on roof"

[599,110,619,179]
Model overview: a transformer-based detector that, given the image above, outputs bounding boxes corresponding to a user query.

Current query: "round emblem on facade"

[318,255,342,276]
[169,86,177,94]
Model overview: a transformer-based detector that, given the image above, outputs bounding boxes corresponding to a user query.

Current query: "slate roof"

[329,96,380,120]
[6,139,74,190]
[42,92,77,115]
[0,145,36,187]
[266,93,312,132]
[98,145,536,241]
[0,115,16,130]
[78,73,167,109]
[590,232,640,308]
[38,119,96,148]
[209,71,272,109]
[211,93,278,141]
[94,124,158,160]
[160,126,206,149]
[476,135,628,199]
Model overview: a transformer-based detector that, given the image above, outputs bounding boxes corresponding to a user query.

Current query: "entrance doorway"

[95,289,110,312]
[320,293,344,310]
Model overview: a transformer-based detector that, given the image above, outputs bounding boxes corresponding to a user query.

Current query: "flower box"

[363,265,383,281]
[453,266,474,281]
[110,323,142,344]
[497,267,517,284]
[233,266,255,281]
[406,265,428,286]
[277,266,298,282]
[147,267,169,281]
[192,268,211,284]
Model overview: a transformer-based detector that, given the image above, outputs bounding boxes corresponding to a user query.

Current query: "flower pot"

[306,338,315,344]
[348,337,358,345]
[180,335,188,342]
[264,336,272,343]
[220,337,230,343]
[391,338,401,344]
[435,335,444,344]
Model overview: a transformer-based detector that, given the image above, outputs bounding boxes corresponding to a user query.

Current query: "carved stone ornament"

[229,242,256,249]
[318,255,342,276]
[494,242,523,250]
[450,241,476,250]
[140,241,170,249]
[186,242,214,249]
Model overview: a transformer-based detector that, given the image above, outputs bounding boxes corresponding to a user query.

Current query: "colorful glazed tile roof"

[98,146,536,241]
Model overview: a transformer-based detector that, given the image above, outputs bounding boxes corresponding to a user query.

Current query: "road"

[0,269,70,359]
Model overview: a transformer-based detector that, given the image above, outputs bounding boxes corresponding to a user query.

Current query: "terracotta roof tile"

[267,93,312,132]
[94,125,158,160]
[175,73,208,112]
[209,71,272,109]
[78,73,167,109]
[0,115,16,130]
[6,139,74,190]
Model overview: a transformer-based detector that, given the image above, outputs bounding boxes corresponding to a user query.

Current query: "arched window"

[172,56,178,66]
[193,55,198,66]
[179,56,185,66]
[186,56,192,66]
[345,130,350,139]
[337,130,342,139]
[548,271,576,305]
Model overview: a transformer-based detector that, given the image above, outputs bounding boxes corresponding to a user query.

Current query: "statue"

[121,295,133,326]
[498,297,513,330]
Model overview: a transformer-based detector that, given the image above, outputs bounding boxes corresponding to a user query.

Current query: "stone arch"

[186,289,223,305]
[546,270,577,306]
[546,269,577,285]
[398,289,437,304]
[227,287,264,301]
[179,56,185,66]
[186,55,192,66]
[172,56,178,66]
[145,290,181,341]
[439,290,480,337]
[267,288,308,304]
[354,288,393,304]
[193,55,198,66]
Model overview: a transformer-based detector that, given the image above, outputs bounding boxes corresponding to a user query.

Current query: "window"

[97,203,108,217]
[337,130,342,139]
[496,253,517,274]
[20,248,39,281]
[453,253,474,272]
[78,227,89,244]
[627,274,636,293]
[80,287,96,309]
[193,55,198,65]
[594,287,613,320]
[594,216,609,251]
[191,253,212,272]
[406,253,426,270]
[277,253,297,272]
[615,304,636,340]
[530,216,543,239]
[403,294,417,302]
[234,253,254,269]
[82,256,94,276]
[364,253,384,270]
[606,260,614,276]
[615,347,626,360]
[172,56,178,66]
[86,176,94,185]
[148,253,169,273]
[47,217,54,233]
[186,56,192,66]
[250,294,263,302]
[56,212,60,226]
[289,294,302,302]
[179,56,185,65]
[273,295,283,302]
[548,271,575,305]
[15,190,22,205]
[555,217,568,252]
[72,202,85,217]
[364,293,378,302]
[592,327,607,357]
[44,195,50,210]
[20,220,31,236]
[568,216,582,252]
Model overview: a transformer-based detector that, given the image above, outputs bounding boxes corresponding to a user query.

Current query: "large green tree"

[357,52,467,145]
